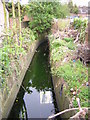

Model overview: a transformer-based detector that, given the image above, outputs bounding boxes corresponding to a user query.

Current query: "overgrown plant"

[0,28,35,94]
[73,18,87,43]
[49,36,88,109]
[7,2,27,20]
[27,1,69,39]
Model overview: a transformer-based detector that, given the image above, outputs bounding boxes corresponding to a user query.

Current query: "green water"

[8,41,59,119]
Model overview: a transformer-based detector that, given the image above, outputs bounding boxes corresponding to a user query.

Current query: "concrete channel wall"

[52,76,75,119]
[0,39,45,120]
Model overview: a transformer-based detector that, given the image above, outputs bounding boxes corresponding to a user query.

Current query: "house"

[78,6,88,18]
[0,0,9,34]
[21,15,30,28]
[78,6,88,14]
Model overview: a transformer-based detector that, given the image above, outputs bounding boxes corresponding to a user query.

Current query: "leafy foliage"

[0,28,35,93]
[68,0,79,14]
[73,18,87,43]
[27,1,69,38]
[64,37,73,42]
[68,0,73,13]
[49,36,88,108]
[58,19,70,31]
[7,2,28,20]
[73,18,87,29]
[73,4,79,14]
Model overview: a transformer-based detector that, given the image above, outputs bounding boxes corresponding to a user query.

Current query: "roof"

[23,15,29,22]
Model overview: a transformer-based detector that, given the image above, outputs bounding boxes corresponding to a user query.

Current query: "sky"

[9,0,89,6]
[20,0,28,4]
[60,0,89,6]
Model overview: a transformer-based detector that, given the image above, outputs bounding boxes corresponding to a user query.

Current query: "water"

[8,41,59,119]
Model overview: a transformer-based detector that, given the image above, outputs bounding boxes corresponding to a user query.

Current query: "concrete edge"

[0,39,44,119]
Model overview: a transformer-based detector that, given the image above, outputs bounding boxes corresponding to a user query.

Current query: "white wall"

[0,0,9,34]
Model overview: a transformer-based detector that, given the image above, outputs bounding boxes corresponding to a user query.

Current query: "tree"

[68,0,73,13]
[68,0,79,14]
[27,1,70,39]
[73,4,79,14]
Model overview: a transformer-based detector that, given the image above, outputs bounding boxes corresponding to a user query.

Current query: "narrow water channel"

[8,40,60,119]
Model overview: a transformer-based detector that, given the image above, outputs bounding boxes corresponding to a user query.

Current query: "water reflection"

[8,41,58,119]
[40,91,53,104]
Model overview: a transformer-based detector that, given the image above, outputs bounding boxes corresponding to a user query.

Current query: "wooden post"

[3,0,7,32]
[18,0,22,47]
[12,0,18,43]
[18,0,21,39]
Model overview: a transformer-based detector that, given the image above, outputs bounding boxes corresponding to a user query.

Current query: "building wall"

[0,0,9,34]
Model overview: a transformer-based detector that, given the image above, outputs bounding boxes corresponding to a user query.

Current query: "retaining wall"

[52,76,75,119]
[0,39,46,119]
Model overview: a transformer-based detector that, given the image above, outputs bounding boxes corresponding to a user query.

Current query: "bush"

[27,1,69,38]
[58,19,70,31]
[73,18,87,29]
[64,37,73,42]
[73,18,87,43]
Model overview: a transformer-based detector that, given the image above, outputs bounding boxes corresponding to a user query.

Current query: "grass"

[0,28,36,94]
[58,19,70,31]
[49,36,88,108]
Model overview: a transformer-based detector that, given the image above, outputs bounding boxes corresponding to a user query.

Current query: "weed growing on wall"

[49,36,88,108]
[0,28,35,93]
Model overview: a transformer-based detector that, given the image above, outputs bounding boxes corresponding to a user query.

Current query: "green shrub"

[27,1,70,38]
[58,19,70,31]
[73,18,87,29]
[0,28,35,91]
[64,37,73,42]
[67,42,75,50]
[73,18,87,43]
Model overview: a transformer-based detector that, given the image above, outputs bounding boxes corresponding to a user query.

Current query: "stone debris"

[70,88,74,92]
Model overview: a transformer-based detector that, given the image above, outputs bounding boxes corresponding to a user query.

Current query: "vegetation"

[0,0,35,96]
[7,2,27,20]
[0,28,35,94]
[0,0,88,119]
[58,19,70,31]
[73,18,87,43]
[49,36,88,108]
[73,4,79,14]
[68,0,79,14]
[73,18,87,30]
[27,1,69,38]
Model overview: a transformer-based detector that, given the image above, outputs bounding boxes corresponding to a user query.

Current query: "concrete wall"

[0,39,47,120]
[52,76,75,119]
[0,0,9,34]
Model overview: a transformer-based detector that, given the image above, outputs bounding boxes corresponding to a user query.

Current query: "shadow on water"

[8,40,61,119]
